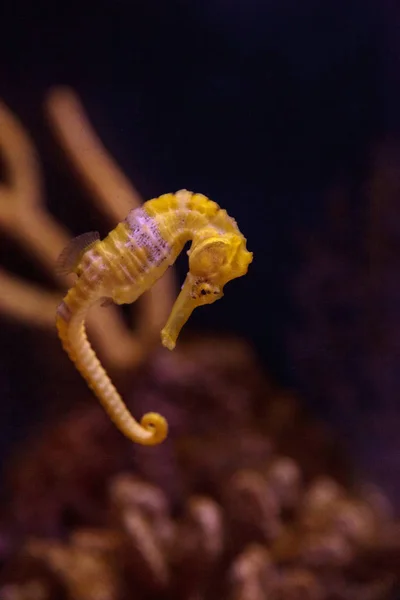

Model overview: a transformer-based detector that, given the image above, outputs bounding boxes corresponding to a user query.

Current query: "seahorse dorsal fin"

[55,231,100,276]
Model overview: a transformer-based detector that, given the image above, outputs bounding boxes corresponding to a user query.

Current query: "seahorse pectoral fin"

[55,231,100,276]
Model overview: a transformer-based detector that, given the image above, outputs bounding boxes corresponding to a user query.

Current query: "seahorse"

[55,190,253,446]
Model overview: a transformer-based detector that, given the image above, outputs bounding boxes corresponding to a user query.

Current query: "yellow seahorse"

[55,190,253,446]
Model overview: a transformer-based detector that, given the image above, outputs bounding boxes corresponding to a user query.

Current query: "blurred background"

[1,0,400,598]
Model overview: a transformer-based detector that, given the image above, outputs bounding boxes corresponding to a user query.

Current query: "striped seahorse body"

[55,190,253,446]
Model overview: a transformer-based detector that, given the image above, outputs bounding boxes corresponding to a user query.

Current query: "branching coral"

[0,86,176,371]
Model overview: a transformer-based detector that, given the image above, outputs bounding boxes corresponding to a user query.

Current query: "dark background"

[0,0,399,502]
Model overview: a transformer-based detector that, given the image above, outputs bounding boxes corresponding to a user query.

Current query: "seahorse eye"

[198,282,212,295]
[194,281,221,301]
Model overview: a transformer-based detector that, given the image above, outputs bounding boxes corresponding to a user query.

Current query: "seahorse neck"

[158,209,221,255]
[145,190,239,257]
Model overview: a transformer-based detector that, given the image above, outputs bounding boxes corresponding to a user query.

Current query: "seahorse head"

[160,232,253,350]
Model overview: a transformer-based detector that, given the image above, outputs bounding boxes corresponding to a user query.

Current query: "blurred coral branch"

[0,270,59,328]
[0,87,176,370]
[45,86,143,222]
